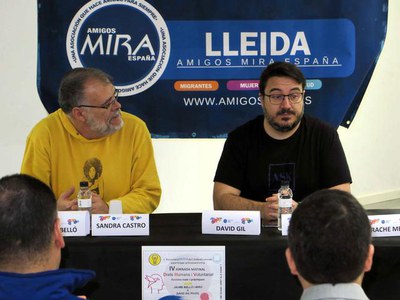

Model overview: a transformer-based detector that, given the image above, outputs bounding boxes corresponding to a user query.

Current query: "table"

[60,210,400,300]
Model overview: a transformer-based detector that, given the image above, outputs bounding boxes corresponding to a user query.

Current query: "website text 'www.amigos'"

[182,96,261,106]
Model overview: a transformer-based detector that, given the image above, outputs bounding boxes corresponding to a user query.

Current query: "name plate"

[92,214,149,236]
[281,214,292,236]
[202,210,260,235]
[369,214,400,237]
[58,211,90,236]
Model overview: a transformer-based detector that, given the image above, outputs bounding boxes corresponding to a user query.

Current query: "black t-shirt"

[214,115,352,202]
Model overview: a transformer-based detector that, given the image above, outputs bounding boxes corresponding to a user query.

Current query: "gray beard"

[87,115,124,137]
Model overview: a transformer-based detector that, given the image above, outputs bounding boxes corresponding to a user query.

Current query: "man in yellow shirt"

[21,67,161,213]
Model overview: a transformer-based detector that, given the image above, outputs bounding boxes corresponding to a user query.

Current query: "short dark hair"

[58,67,114,113]
[0,174,57,266]
[287,189,371,284]
[259,62,306,94]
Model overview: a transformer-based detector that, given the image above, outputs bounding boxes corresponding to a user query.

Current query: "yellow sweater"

[21,109,161,213]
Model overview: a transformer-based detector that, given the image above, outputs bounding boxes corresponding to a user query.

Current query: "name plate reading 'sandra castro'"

[92,214,150,236]
[202,210,260,235]
[58,211,90,237]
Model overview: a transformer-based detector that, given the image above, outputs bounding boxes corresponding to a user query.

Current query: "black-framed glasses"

[77,90,119,110]
[264,92,304,105]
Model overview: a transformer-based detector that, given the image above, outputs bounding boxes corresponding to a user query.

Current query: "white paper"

[142,246,225,300]
[281,214,292,236]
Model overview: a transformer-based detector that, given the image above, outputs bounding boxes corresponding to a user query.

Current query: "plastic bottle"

[278,181,293,231]
[77,181,92,213]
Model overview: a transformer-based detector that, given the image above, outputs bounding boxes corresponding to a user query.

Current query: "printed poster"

[142,246,225,300]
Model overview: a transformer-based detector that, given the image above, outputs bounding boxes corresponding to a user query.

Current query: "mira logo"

[66,0,170,96]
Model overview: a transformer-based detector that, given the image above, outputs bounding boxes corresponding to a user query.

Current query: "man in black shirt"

[213,62,352,224]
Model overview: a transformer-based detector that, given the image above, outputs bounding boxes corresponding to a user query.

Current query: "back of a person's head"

[287,189,371,284]
[0,174,57,268]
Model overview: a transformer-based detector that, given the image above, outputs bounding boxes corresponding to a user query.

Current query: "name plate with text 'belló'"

[91,214,150,236]
[58,211,90,237]
[202,210,260,235]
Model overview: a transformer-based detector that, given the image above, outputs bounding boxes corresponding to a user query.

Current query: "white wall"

[0,1,399,212]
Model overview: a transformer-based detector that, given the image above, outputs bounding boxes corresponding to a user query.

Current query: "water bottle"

[77,181,92,213]
[278,181,293,231]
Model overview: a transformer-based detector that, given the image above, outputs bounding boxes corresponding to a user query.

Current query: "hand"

[291,199,299,210]
[263,194,278,221]
[91,192,109,214]
[57,186,77,211]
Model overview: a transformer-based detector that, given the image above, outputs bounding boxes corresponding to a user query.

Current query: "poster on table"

[37,0,387,137]
[142,246,225,299]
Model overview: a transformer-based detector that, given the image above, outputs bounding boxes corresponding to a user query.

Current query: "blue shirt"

[0,269,95,300]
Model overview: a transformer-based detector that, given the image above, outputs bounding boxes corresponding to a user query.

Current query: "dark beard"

[268,109,303,132]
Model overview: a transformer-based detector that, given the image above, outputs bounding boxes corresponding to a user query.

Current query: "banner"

[37,0,388,138]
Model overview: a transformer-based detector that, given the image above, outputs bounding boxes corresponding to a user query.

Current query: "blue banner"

[166,19,355,79]
[37,0,388,138]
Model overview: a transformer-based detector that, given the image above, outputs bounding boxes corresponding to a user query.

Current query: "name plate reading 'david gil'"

[58,211,90,237]
[202,210,260,235]
[369,214,400,237]
[92,214,149,236]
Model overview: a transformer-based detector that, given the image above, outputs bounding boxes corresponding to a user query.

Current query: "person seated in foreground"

[0,174,95,299]
[285,189,374,300]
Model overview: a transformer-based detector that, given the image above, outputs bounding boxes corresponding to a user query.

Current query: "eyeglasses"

[264,92,304,105]
[77,90,119,110]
